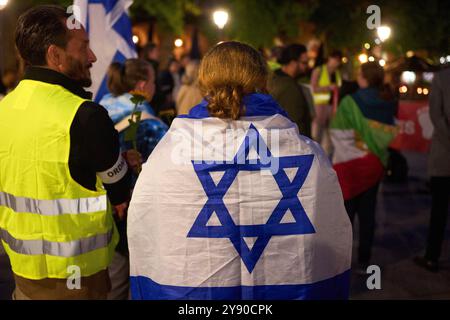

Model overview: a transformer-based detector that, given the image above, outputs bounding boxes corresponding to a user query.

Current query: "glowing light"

[447,55,450,62]
[440,57,446,64]
[0,0,8,10]
[358,53,368,64]
[423,72,434,83]
[374,38,381,45]
[399,86,408,94]
[364,43,371,49]
[377,26,391,42]
[406,51,414,58]
[401,71,416,84]
[423,88,429,95]
[379,59,386,67]
[174,38,183,47]
[417,87,423,94]
[342,57,348,64]
[132,35,139,44]
[213,10,229,29]
[368,56,375,62]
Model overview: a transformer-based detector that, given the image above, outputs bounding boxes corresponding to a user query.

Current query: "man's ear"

[46,44,64,70]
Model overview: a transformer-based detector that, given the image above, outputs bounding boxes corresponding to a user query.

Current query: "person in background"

[414,68,450,272]
[179,53,191,78]
[268,44,312,137]
[99,58,168,299]
[330,62,397,273]
[0,69,19,98]
[176,60,203,115]
[141,42,160,75]
[267,46,282,71]
[152,58,181,117]
[0,5,132,300]
[101,59,168,167]
[311,50,343,154]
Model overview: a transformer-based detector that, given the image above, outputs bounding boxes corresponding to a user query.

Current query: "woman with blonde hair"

[128,42,352,300]
[100,58,168,162]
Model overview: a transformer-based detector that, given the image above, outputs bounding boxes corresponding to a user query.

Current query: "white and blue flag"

[128,93,353,300]
[73,0,137,102]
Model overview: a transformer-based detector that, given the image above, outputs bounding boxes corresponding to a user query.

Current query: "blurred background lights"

[423,72,434,83]
[0,0,8,10]
[213,10,229,29]
[377,26,391,42]
[358,53,368,64]
[174,38,183,47]
[401,71,416,84]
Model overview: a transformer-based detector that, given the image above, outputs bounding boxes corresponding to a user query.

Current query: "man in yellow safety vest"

[0,5,132,299]
[311,50,343,155]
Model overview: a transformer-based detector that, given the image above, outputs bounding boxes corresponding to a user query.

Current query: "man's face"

[297,52,309,75]
[148,47,160,61]
[59,26,97,87]
[328,57,341,70]
[169,60,181,74]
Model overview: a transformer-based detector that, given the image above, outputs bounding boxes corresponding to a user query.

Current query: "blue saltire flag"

[128,93,353,300]
[73,0,137,102]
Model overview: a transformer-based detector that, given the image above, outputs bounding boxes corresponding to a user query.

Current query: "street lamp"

[377,26,391,42]
[213,10,229,30]
[0,0,8,10]
[174,38,183,48]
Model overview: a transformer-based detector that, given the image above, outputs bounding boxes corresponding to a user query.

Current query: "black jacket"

[23,67,131,205]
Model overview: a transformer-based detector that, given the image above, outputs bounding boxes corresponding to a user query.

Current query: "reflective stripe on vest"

[0,227,113,257]
[0,79,118,280]
[313,66,342,105]
[0,191,107,216]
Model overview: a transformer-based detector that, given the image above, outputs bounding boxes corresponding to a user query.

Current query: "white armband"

[97,154,128,184]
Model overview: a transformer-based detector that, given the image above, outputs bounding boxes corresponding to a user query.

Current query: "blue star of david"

[188,124,315,273]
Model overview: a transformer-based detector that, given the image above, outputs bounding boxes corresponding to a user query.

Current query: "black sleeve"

[69,101,131,205]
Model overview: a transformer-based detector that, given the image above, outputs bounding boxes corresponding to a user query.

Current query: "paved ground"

[0,151,448,300]
[350,151,450,299]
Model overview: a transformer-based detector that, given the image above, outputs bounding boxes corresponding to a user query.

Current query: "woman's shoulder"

[98,93,116,106]
[99,93,133,108]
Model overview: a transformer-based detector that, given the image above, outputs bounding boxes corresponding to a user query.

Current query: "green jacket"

[268,69,311,137]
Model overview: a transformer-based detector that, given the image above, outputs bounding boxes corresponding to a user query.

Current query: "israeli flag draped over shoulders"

[128,93,353,300]
[73,0,137,102]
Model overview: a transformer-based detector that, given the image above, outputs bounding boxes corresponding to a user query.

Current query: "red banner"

[390,100,432,153]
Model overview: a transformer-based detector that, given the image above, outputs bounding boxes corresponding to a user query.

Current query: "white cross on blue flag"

[73,0,137,102]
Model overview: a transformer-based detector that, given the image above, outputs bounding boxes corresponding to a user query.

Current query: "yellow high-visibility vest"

[313,66,342,106]
[0,79,118,280]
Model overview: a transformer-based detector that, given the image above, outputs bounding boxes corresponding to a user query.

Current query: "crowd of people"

[0,5,449,300]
